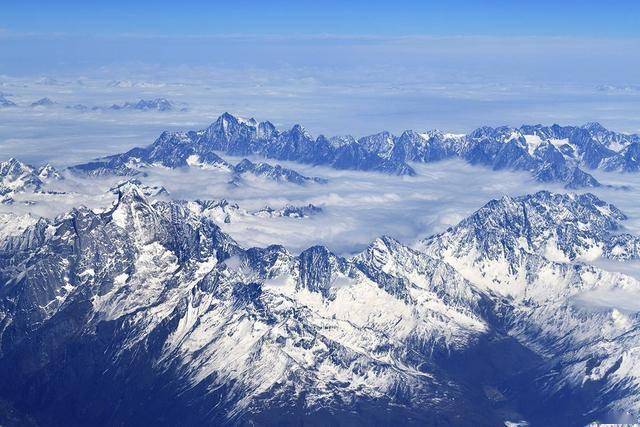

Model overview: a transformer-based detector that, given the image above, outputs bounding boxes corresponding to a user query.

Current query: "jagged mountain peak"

[1,157,33,174]
[71,115,640,188]
[0,158,47,198]
[234,158,256,169]
[463,190,627,233]
[365,234,404,253]
[115,179,152,201]
[206,112,248,137]
[2,184,640,424]
[217,111,240,125]
[284,123,313,141]
[213,112,265,131]
[468,125,509,138]
[355,235,410,270]
[256,119,277,138]
[111,178,168,198]
[237,116,258,127]
[108,183,159,235]
[36,163,63,180]
[107,98,174,111]
[2,159,61,184]
[232,158,327,185]
[602,142,640,172]
[419,190,638,294]
[582,121,607,132]
[358,130,396,151]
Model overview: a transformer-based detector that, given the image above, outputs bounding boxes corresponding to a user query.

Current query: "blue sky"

[2,0,640,37]
[0,1,639,144]
[2,1,638,77]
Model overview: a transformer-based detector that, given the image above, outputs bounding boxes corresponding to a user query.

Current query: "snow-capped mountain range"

[107,98,175,112]
[2,113,640,426]
[1,95,183,113]
[1,180,639,425]
[0,158,63,204]
[71,113,640,189]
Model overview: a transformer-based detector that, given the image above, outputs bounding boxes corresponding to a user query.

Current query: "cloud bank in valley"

[0,155,574,254]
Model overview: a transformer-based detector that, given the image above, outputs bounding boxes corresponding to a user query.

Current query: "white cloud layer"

[0,156,582,255]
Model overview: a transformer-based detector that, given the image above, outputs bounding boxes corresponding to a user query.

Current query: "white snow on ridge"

[0,212,38,237]
[523,134,543,155]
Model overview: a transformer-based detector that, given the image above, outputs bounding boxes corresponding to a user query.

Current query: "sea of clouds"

[1,72,639,255]
[1,61,640,312]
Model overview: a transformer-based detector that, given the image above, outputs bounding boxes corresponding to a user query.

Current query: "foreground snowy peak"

[0,184,240,326]
[414,192,640,424]
[0,185,513,425]
[2,185,640,424]
[354,236,488,311]
[421,190,638,265]
[107,183,239,259]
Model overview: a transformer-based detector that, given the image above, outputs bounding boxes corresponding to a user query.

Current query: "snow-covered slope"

[1,183,640,425]
[0,158,63,204]
[418,191,640,424]
[108,98,174,111]
[418,191,639,290]
[0,184,501,425]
